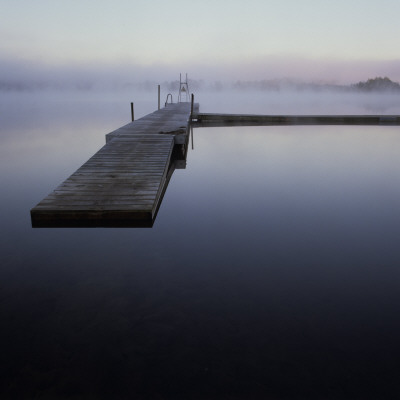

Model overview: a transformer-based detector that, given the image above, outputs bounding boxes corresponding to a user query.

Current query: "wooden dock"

[31,97,400,228]
[31,103,196,227]
[193,113,400,126]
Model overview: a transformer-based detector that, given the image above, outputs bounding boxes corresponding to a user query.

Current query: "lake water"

[1,90,400,399]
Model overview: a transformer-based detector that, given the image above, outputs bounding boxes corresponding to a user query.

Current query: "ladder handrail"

[165,93,173,106]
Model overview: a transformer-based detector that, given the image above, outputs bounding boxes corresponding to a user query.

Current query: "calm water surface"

[1,91,400,399]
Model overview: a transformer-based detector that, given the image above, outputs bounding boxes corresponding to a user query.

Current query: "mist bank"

[2,56,400,93]
[2,76,400,95]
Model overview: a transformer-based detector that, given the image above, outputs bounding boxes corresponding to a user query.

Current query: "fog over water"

[2,55,400,87]
[1,87,400,399]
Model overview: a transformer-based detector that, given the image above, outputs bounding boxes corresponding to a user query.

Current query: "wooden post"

[131,102,134,121]
[158,85,160,110]
[190,93,194,120]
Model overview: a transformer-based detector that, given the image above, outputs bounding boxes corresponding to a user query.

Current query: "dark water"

[1,91,400,399]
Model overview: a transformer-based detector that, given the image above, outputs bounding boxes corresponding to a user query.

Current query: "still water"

[1,91,400,399]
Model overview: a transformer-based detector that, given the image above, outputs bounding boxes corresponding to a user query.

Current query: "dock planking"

[193,113,400,127]
[31,103,195,227]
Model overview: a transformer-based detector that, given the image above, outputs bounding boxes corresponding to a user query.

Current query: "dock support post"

[158,85,160,110]
[131,102,134,121]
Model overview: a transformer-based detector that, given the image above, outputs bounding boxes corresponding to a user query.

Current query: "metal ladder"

[178,73,190,103]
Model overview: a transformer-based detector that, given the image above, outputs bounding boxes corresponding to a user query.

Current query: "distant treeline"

[0,80,95,92]
[231,79,347,92]
[231,77,400,93]
[1,76,400,93]
[351,77,400,92]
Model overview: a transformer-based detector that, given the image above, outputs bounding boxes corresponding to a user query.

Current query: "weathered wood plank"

[33,204,155,211]
[55,183,160,189]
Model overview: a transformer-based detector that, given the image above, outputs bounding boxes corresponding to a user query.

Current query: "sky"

[1,0,400,84]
